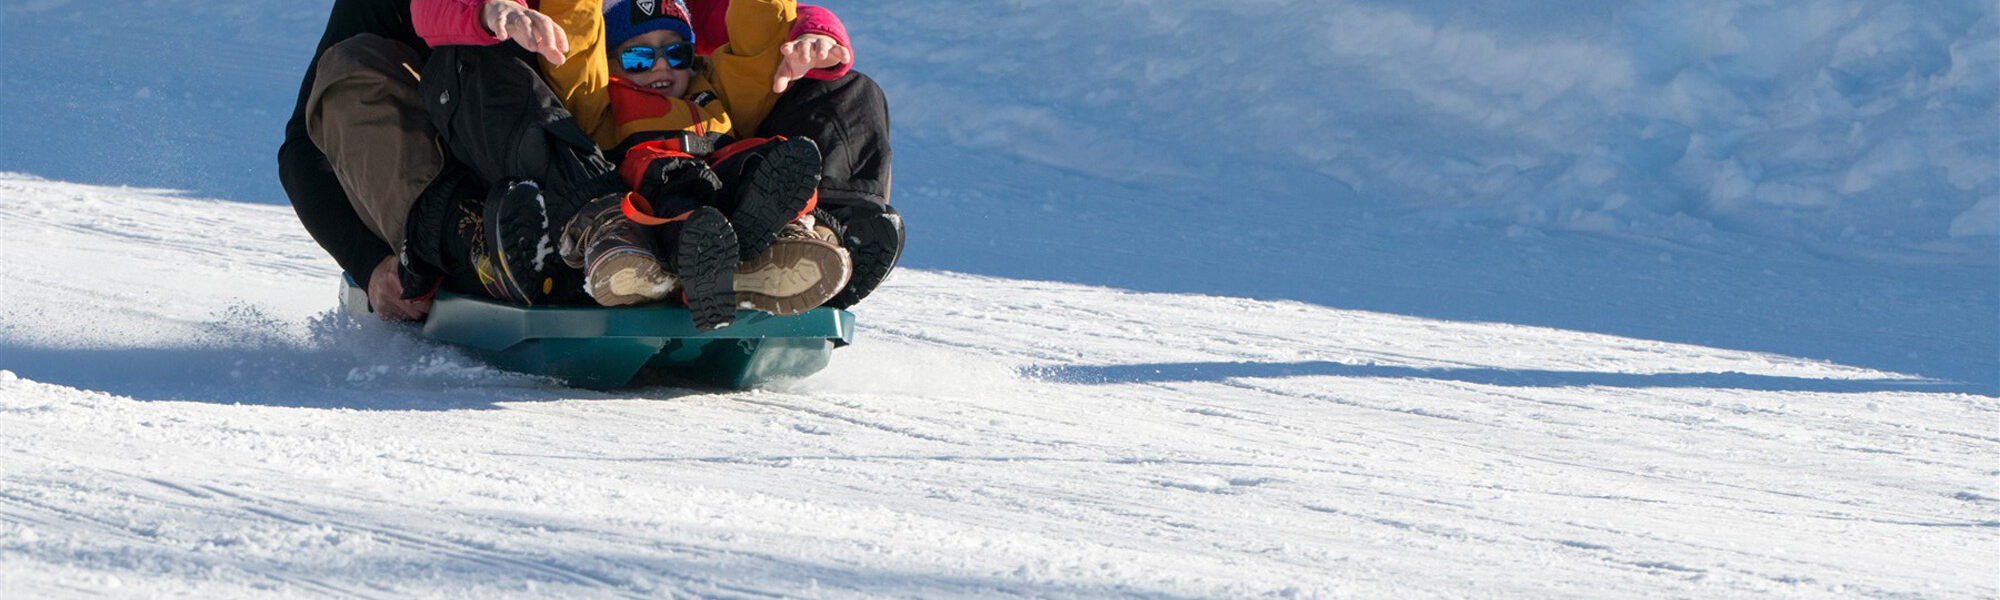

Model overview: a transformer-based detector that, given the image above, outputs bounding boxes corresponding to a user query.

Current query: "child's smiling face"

[611,29,692,98]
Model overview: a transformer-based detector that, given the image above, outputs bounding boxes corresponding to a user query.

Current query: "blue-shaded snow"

[4,0,1990,261]
[843,0,1997,264]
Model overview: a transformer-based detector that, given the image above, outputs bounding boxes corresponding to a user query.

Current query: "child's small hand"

[773,34,851,93]
[481,0,570,66]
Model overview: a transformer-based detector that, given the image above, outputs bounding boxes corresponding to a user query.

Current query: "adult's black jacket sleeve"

[276,0,431,288]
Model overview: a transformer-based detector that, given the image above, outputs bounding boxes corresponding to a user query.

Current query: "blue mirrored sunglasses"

[619,43,696,72]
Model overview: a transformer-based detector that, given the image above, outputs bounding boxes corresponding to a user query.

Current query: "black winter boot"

[711,137,822,262]
[655,206,742,331]
[817,204,903,309]
[470,179,586,305]
[397,161,483,301]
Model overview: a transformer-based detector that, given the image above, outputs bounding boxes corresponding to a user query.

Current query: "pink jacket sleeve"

[412,0,523,47]
[689,1,853,79]
[791,5,852,80]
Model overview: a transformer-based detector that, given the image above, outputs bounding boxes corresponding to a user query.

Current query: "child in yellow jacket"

[451,0,854,329]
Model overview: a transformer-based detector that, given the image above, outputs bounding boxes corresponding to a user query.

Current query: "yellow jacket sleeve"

[532,0,618,149]
[700,0,798,137]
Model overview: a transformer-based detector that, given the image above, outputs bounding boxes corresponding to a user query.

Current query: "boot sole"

[673,207,742,331]
[735,238,851,316]
[827,210,903,309]
[588,248,675,307]
[732,139,821,261]
[484,180,558,304]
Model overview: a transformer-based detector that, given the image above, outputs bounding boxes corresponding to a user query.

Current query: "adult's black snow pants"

[756,71,900,308]
[417,45,624,213]
[757,71,893,216]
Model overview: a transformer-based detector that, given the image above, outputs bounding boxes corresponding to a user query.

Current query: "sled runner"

[341,278,853,389]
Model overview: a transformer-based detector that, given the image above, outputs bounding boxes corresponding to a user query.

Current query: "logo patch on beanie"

[612,0,691,49]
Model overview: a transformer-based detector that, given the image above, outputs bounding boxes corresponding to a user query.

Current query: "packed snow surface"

[2,0,1997,597]
[3,175,1994,598]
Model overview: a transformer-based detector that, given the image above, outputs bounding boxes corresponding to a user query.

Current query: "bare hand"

[482,0,569,66]
[773,34,850,93]
[368,255,431,321]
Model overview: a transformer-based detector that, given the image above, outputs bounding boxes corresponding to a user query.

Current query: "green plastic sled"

[341,279,853,390]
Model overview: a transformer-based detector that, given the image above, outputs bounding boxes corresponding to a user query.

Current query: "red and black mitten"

[616,138,723,223]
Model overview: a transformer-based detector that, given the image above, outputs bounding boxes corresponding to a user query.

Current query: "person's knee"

[421,43,543,84]
[307,33,430,151]
[316,34,422,86]
[309,34,420,118]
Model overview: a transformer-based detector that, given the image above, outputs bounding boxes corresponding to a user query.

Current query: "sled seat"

[341,279,853,390]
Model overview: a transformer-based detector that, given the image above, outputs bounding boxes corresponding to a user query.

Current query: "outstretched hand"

[773,34,850,93]
[482,0,569,66]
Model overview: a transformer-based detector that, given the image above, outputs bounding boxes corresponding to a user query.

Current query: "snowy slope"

[3,0,1999,596]
[3,175,1995,598]
[4,0,1992,387]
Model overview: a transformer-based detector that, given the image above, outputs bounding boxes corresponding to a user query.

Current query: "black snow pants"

[757,71,893,218]
[417,44,624,213]
[755,71,900,307]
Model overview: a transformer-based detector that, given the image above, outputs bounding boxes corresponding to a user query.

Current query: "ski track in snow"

[2,176,1994,598]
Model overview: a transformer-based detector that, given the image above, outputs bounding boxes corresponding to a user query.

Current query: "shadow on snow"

[0,344,709,410]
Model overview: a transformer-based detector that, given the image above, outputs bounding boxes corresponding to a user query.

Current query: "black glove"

[636,154,724,218]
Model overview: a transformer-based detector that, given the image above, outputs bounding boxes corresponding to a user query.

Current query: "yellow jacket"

[534,0,800,152]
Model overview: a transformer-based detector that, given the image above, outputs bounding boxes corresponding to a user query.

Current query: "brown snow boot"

[733,214,852,315]
[560,193,675,306]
